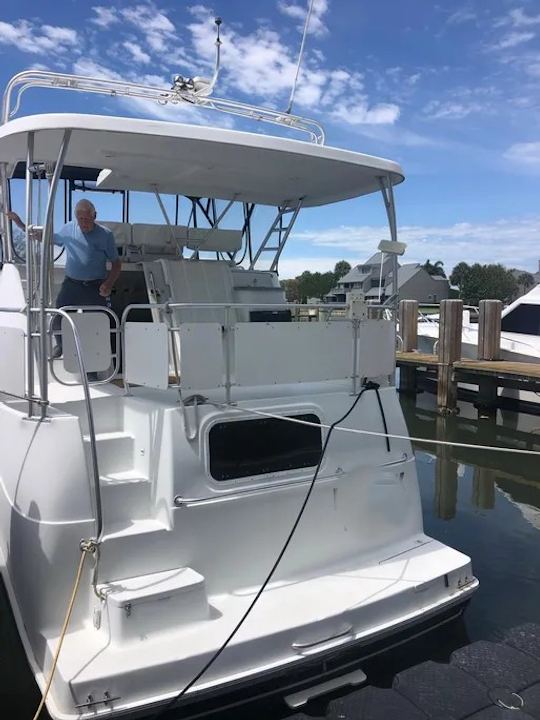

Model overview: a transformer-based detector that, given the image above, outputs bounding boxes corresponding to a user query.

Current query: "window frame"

[203,406,326,489]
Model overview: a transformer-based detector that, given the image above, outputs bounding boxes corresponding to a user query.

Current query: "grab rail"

[0,305,103,540]
[47,305,121,388]
[43,308,103,540]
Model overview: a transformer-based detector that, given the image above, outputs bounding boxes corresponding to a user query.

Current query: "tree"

[450,262,470,292]
[517,272,535,291]
[460,264,517,305]
[290,270,338,302]
[333,260,351,282]
[280,278,300,302]
[422,259,446,278]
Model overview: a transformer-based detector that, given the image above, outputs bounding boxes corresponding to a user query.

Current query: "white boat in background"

[0,58,477,720]
[418,286,540,363]
[417,285,540,406]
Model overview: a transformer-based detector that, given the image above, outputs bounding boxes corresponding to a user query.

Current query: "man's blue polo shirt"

[53,221,119,281]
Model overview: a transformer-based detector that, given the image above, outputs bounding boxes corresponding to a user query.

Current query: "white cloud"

[504,141,540,169]
[122,41,151,65]
[0,19,79,54]
[187,6,399,126]
[424,99,485,120]
[121,3,176,51]
[447,8,477,25]
[291,217,540,272]
[91,7,119,29]
[491,30,535,50]
[278,0,329,36]
[331,101,400,125]
[498,8,540,28]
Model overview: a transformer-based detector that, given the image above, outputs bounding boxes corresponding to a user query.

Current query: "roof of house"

[337,252,390,285]
[384,263,422,291]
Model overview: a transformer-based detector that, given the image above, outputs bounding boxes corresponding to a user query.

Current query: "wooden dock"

[396,299,540,414]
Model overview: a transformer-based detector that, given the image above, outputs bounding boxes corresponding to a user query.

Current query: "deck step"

[99,518,178,581]
[83,431,134,475]
[100,471,151,525]
[97,567,209,641]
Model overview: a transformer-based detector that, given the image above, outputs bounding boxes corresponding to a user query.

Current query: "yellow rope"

[31,547,89,720]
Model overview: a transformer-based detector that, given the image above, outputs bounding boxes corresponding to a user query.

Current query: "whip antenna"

[286,0,315,114]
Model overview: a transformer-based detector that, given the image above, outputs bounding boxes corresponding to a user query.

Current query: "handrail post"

[39,129,71,419]
[351,318,359,395]
[25,133,35,417]
[223,305,233,404]
[0,162,13,263]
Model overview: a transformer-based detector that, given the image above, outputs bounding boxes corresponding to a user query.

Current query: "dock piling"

[476,300,502,414]
[437,300,463,414]
[478,300,502,361]
[398,300,418,394]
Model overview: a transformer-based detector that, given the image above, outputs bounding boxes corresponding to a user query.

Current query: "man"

[7,199,121,357]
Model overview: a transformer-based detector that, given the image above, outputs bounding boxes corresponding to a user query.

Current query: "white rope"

[221,404,540,457]
[31,544,92,720]
[286,0,315,114]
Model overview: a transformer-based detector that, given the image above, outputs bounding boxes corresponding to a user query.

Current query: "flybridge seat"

[100,221,242,260]
[144,258,235,323]
[142,260,287,324]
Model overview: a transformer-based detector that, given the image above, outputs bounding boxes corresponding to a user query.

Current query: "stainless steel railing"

[0,304,103,540]
[47,305,121,388]
[120,301,381,399]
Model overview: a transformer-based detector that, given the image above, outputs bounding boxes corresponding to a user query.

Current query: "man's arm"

[4,211,64,245]
[99,259,121,298]
[5,211,25,231]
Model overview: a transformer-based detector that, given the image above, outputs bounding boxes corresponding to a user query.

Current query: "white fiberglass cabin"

[0,70,477,719]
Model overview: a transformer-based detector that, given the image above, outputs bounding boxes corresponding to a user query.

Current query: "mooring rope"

[217,403,540,457]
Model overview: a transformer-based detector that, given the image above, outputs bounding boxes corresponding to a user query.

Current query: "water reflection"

[400,393,540,641]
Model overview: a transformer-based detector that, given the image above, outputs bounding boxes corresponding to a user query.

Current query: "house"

[325,254,450,304]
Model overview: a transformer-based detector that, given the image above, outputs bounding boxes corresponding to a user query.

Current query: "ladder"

[249,200,303,272]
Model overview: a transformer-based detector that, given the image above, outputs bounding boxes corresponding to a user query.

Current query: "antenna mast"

[286,0,315,114]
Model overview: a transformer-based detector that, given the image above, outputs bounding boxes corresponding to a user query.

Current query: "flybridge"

[1,18,325,144]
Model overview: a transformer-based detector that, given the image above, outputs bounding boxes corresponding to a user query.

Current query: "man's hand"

[4,211,25,231]
[99,282,113,298]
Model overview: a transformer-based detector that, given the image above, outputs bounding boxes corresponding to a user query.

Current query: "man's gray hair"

[75,199,97,216]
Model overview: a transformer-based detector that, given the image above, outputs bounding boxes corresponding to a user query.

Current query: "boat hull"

[0,569,475,719]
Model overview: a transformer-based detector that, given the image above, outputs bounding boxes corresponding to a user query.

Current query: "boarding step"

[83,431,134,475]
[100,470,152,525]
[96,567,209,641]
[99,518,179,581]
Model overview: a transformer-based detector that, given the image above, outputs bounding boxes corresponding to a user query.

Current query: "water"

[401,392,540,644]
[6,393,540,719]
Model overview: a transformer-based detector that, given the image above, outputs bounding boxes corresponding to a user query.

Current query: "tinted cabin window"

[209,414,322,481]
[501,304,540,335]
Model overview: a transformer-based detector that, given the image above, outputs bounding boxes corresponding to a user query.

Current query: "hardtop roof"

[0,113,404,207]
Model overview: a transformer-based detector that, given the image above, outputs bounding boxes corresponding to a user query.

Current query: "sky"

[1,0,540,278]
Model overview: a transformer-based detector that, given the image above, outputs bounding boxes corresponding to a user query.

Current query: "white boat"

[0,65,477,720]
[417,286,540,405]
